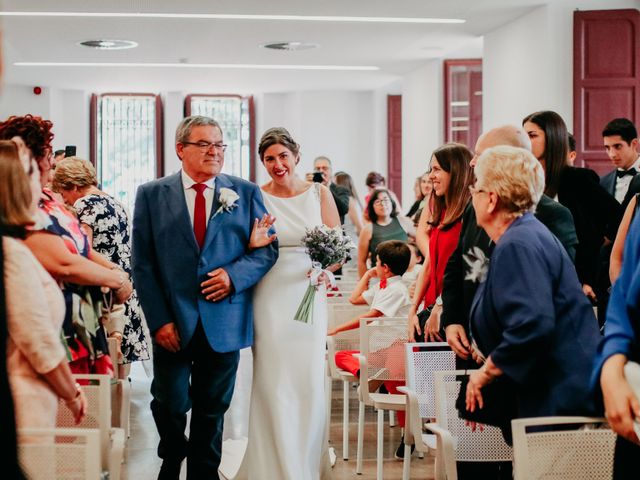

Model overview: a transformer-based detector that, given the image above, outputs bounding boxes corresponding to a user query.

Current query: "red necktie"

[192,183,207,249]
[379,277,387,289]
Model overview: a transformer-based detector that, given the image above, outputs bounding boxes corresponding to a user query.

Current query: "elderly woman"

[52,157,150,369]
[0,115,132,375]
[464,146,600,437]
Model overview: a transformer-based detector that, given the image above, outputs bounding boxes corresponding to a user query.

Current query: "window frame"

[443,59,483,149]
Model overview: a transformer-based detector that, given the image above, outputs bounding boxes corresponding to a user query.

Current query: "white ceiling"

[1,0,549,93]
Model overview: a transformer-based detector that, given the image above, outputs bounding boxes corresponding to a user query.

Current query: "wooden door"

[574,9,640,174]
[387,95,402,200]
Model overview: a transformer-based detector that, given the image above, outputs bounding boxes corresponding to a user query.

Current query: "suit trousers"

[151,321,239,479]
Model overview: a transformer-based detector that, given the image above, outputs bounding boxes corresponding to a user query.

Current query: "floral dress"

[33,189,112,374]
[74,194,150,364]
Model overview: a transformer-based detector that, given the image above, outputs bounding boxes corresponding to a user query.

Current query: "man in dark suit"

[601,118,640,209]
[132,116,278,479]
[312,155,350,224]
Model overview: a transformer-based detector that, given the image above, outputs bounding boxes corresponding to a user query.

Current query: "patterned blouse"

[74,194,150,364]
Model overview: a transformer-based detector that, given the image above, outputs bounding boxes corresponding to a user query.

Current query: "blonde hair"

[475,146,544,217]
[52,156,98,192]
[0,140,33,228]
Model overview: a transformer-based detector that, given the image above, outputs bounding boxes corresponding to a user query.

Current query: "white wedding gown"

[219,184,332,480]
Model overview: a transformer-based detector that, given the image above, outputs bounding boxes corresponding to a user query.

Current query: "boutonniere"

[214,187,240,216]
[463,246,489,284]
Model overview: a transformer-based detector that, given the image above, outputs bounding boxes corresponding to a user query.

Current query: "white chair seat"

[370,392,406,411]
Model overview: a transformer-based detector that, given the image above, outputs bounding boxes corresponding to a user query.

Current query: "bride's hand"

[249,214,277,249]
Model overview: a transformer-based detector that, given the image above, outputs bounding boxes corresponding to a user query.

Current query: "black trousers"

[150,322,239,479]
[614,435,640,480]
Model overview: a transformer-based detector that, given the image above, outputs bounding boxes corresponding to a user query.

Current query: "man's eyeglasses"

[183,141,228,152]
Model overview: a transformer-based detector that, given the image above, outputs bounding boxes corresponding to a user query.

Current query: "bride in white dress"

[220,127,340,480]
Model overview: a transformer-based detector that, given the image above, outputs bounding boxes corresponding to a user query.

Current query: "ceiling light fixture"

[14,61,379,71]
[79,39,138,50]
[260,42,319,51]
[0,11,465,24]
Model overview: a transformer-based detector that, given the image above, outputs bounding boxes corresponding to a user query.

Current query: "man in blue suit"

[132,115,278,479]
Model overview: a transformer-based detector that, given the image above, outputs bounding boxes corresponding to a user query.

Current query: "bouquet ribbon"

[294,262,336,324]
[309,261,337,289]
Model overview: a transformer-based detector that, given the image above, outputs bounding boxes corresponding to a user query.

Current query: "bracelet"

[64,382,82,404]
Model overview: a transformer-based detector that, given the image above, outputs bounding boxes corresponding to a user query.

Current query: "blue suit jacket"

[470,213,600,418]
[132,172,278,352]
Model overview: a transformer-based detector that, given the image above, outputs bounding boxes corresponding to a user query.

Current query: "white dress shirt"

[615,156,640,204]
[181,170,215,228]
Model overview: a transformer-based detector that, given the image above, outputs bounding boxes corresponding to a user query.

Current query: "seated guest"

[328,240,412,457]
[357,188,414,277]
[1,138,87,438]
[464,146,600,439]
[52,157,150,369]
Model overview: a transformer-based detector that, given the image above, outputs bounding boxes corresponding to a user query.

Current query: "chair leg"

[389,410,396,427]
[377,408,384,480]
[342,381,350,460]
[402,437,411,480]
[356,400,365,474]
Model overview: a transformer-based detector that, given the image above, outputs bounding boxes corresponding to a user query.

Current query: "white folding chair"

[326,302,369,460]
[57,373,126,480]
[424,370,512,480]
[108,337,132,438]
[18,427,101,480]
[356,317,407,479]
[399,342,456,480]
[511,416,615,480]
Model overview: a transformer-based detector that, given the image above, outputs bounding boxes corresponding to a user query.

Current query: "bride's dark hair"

[258,127,300,161]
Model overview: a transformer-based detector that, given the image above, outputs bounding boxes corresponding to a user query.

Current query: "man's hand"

[154,322,181,352]
[201,268,234,302]
[582,283,597,303]
[445,324,471,359]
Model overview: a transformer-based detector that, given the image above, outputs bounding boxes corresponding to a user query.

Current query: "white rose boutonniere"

[214,188,240,217]
[463,246,489,284]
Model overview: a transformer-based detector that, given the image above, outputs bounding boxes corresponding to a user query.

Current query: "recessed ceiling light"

[0,11,465,24]
[14,61,379,71]
[260,41,319,51]
[79,39,138,50]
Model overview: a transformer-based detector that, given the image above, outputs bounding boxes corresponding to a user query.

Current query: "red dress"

[422,219,463,308]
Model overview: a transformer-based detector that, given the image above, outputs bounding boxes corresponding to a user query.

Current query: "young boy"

[328,239,412,338]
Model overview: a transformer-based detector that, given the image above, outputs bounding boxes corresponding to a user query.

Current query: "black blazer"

[558,167,622,286]
[600,169,640,210]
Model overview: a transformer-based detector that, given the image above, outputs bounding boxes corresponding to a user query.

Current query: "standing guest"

[409,144,474,343]
[364,171,403,213]
[52,149,65,168]
[597,213,640,480]
[52,157,150,369]
[523,111,621,321]
[609,193,640,283]
[309,156,350,225]
[465,146,600,443]
[334,171,364,244]
[132,115,278,479]
[357,188,414,278]
[601,118,640,209]
[0,115,132,376]
[1,139,87,439]
[406,172,432,220]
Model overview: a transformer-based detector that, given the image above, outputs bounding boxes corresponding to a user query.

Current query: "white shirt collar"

[385,275,403,285]
[181,169,216,190]
[617,155,640,172]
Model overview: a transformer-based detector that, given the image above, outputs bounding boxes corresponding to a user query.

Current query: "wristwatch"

[435,295,443,306]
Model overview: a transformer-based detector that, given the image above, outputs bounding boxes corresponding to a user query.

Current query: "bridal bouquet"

[294,225,354,324]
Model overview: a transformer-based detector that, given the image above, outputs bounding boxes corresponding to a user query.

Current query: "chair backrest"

[18,427,101,480]
[511,416,615,480]
[358,317,407,403]
[57,373,112,470]
[433,370,512,461]
[404,342,456,418]
[327,303,369,330]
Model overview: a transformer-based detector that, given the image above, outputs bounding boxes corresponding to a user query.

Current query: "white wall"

[401,60,443,206]
[483,0,640,130]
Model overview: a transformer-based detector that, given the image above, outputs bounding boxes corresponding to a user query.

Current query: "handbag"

[454,370,517,431]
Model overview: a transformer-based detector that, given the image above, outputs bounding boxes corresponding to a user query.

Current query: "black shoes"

[158,460,182,480]
[394,436,416,460]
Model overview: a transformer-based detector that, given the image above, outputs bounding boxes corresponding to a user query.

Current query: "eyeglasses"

[182,141,228,152]
[373,198,391,206]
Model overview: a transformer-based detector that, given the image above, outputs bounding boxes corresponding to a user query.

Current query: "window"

[444,59,483,149]
[185,95,255,181]
[91,93,162,213]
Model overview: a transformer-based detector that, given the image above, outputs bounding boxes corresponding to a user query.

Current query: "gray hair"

[175,115,222,144]
[314,155,332,167]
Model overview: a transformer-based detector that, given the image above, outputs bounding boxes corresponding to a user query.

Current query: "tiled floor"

[123,363,435,480]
